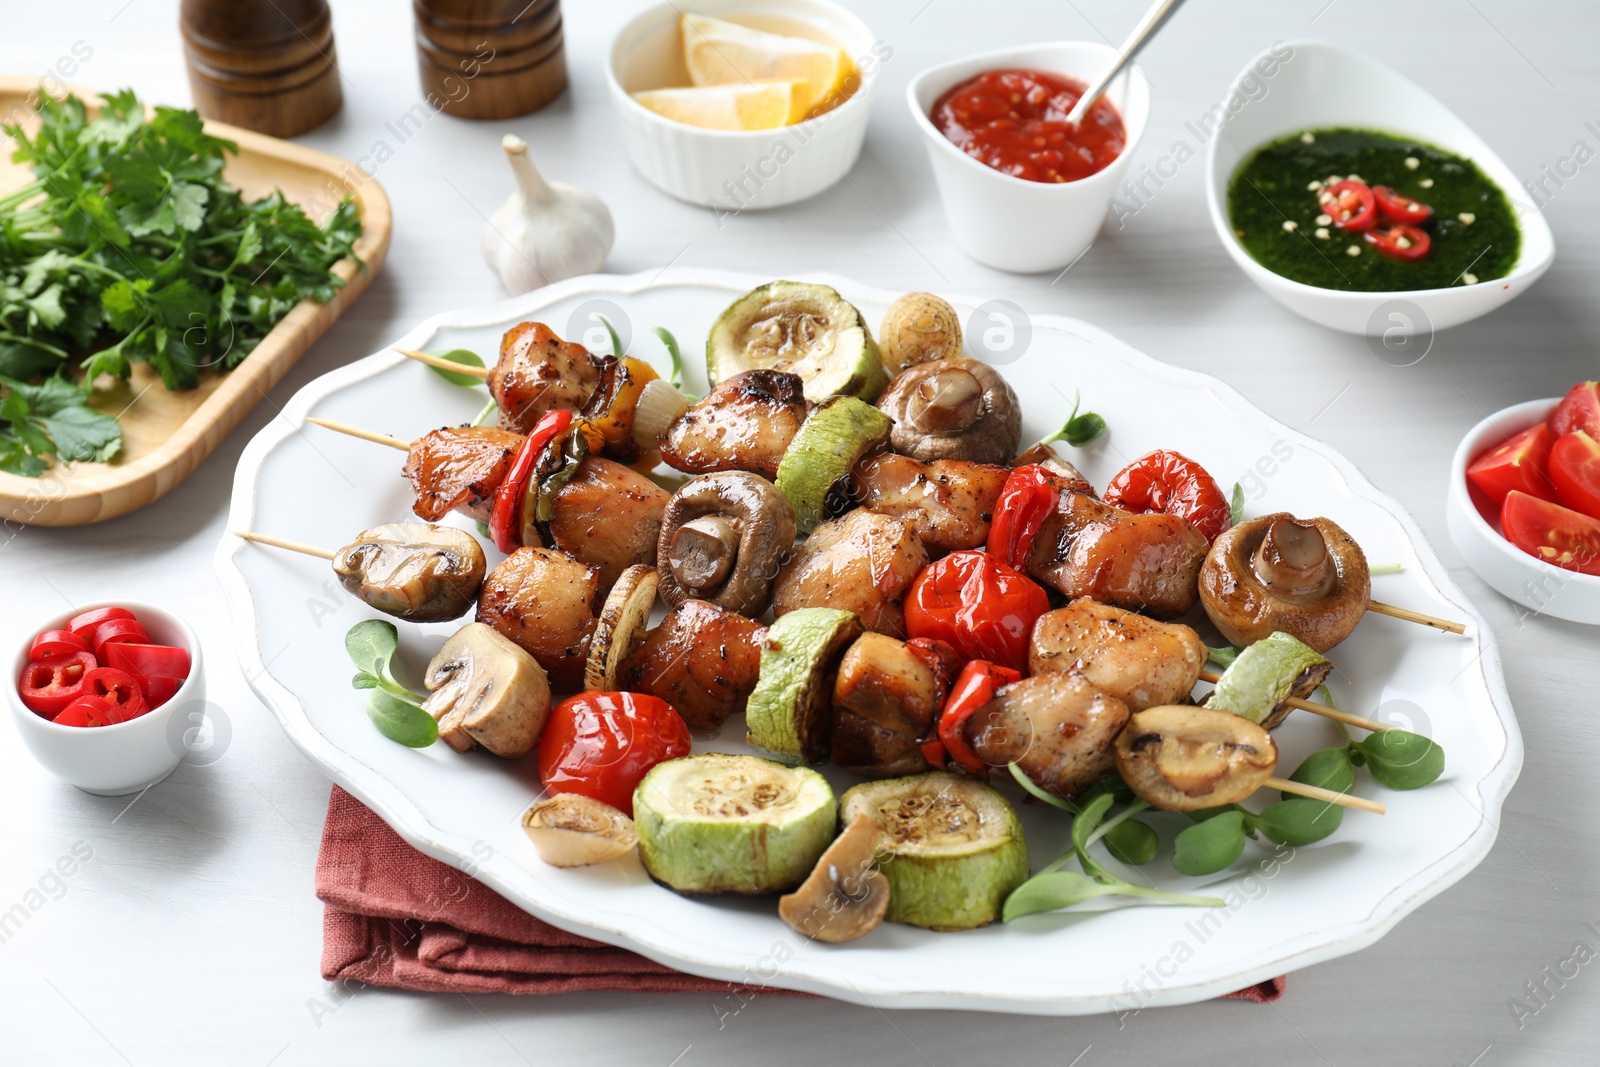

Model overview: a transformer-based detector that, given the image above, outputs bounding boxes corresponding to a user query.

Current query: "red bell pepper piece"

[488,409,573,554]
[922,659,1021,773]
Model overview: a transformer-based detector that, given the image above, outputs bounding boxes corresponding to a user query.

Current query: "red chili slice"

[1319,179,1377,232]
[105,642,191,683]
[488,409,573,554]
[18,650,97,716]
[55,694,120,728]
[142,675,185,709]
[66,606,135,640]
[1363,223,1431,261]
[82,667,148,722]
[1373,185,1433,224]
[90,617,151,659]
[925,660,1021,774]
[31,629,88,660]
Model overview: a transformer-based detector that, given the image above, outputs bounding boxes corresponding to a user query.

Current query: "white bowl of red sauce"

[9,601,205,794]
[907,42,1150,273]
[1447,384,1600,625]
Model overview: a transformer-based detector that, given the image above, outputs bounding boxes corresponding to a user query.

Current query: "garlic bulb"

[482,134,614,294]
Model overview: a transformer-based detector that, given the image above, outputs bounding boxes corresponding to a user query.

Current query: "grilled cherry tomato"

[536,692,691,814]
[89,617,150,659]
[105,642,191,684]
[82,667,147,722]
[1466,422,1554,509]
[1550,381,1600,438]
[986,464,1058,568]
[904,550,1049,672]
[1550,430,1600,521]
[18,650,97,715]
[1103,450,1231,542]
[54,694,120,728]
[66,606,134,641]
[488,409,573,554]
[1320,179,1377,231]
[1502,490,1600,576]
[1363,222,1431,261]
[1373,185,1433,224]
[30,630,88,660]
[921,660,1021,774]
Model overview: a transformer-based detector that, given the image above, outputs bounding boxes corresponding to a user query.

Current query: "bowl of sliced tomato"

[1448,382,1600,624]
[9,601,204,795]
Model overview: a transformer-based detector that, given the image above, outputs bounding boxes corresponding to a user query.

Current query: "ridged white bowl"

[606,0,879,210]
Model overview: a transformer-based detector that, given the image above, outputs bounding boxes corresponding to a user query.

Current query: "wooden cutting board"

[0,78,392,526]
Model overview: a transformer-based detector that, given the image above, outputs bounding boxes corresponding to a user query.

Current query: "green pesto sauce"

[1228,127,1519,292]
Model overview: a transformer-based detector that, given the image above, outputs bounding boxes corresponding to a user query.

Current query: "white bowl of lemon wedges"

[607,0,881,210]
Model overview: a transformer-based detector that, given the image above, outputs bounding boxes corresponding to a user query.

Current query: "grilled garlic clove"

[482,134,614,294]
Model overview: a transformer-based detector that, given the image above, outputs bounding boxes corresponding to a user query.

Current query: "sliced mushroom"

[584,565,659,692]
[1114,705,1278,813]
[332,523,486,623]
[521,794,638,867]
[1199,513,1371,652]
[778,814,890,943]
[1028,598,1207,711]
[830,633,940,778]
[876,358,1021,464]
[965,672,1130,797]
[878,292,963,372]
[422,623,552,757]
[656,472,796,617]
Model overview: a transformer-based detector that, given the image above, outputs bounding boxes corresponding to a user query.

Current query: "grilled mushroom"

[876,358,1021,464]
[878,292,963,372]
[656,472,797,617]
[521,794,637,867]
[1200,514,1371,653]
[778,814,890,943]
[332,523,486,623]
[1114,705,1278,812]
[422,623,552,757]
[584,564,659,692]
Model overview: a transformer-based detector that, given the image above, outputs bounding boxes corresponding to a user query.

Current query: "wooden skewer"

[1196,668,1392,733]
[396,347,491,380]
[1366,599,1466,635]
[234,530,336,560]
[305,416,411,452]
[1265,776,1386,815]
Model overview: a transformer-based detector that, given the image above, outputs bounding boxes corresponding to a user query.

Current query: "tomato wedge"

[986,464,1058,568]
[1363,222,1431,261]
[1466,422,1554,508]
[1550,381,1600,438]
[18,650,97,715]
[1320,179,1377,231]
[66,606,134,640]
[105,642,191,683]
[1549,430,1600,521]
[488,409,573,554]
[536,692,691,814]
[904,550,1049,672]
[1103,450,1231,542]
[923,660,1021,774]
[1501,490,1600,575]
[30,629,88,660]
[1373,185,1433,224]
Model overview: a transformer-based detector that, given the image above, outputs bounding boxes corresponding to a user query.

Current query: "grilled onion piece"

[521,794,637,868]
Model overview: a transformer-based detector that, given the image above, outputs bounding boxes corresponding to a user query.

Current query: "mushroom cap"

[876,358,1022,464]
[1114,705,1278,812]
[1199,513,1371,653]
[657,471,797,617]
[778,814,891,943]
[878,292,963,372]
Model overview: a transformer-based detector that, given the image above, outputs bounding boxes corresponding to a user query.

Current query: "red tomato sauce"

[931,69,1126,183]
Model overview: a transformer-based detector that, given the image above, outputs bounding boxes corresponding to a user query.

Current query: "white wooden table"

[4,1,1597,1062]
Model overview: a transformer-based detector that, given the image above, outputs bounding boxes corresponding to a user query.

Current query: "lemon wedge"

[631,81,809,131]
[681,13,851,117]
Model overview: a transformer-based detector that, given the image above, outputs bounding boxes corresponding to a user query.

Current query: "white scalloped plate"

[216,269,1521,1014]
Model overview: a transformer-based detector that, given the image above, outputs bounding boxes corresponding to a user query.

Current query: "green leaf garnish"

[1356,730,1445,790]
[1229,481,1245,525]
[366,689,439,748]
[597,313,624,359]
[653,326,684,389]
[425,349,486,388]
[1172,810,1247,875]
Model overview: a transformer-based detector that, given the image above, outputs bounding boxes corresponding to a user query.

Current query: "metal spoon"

[1062,0,1187,127]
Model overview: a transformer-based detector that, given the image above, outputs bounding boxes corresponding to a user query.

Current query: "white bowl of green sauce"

[1205,40,1554,337]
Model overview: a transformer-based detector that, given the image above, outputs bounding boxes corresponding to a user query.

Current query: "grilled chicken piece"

[404,426,523,524]
[1029,598,1207,711]
[659,370,810,478]
[773,509,928,638]
[831,633,940,778]
[965,673,1130,797]
[1027,489,1208,618]
[620,600,764,732]
[491,322,600,434]
[547,456,671,590]
[848,453,1008,554]
[476,547,599,691]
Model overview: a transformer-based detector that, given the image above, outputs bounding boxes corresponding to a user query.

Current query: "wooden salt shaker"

[179,0,343,138]
[413,0,568,120]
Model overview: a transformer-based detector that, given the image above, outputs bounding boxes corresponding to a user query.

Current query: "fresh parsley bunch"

[0,88,362,475]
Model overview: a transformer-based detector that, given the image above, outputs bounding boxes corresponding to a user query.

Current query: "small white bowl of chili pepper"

[10,601,203,795]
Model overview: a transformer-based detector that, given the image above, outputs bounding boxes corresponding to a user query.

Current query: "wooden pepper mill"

[179,0,343,138]
[414,0,568,120]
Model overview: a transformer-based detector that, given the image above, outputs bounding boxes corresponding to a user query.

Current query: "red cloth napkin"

[317,785,1285,1003]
